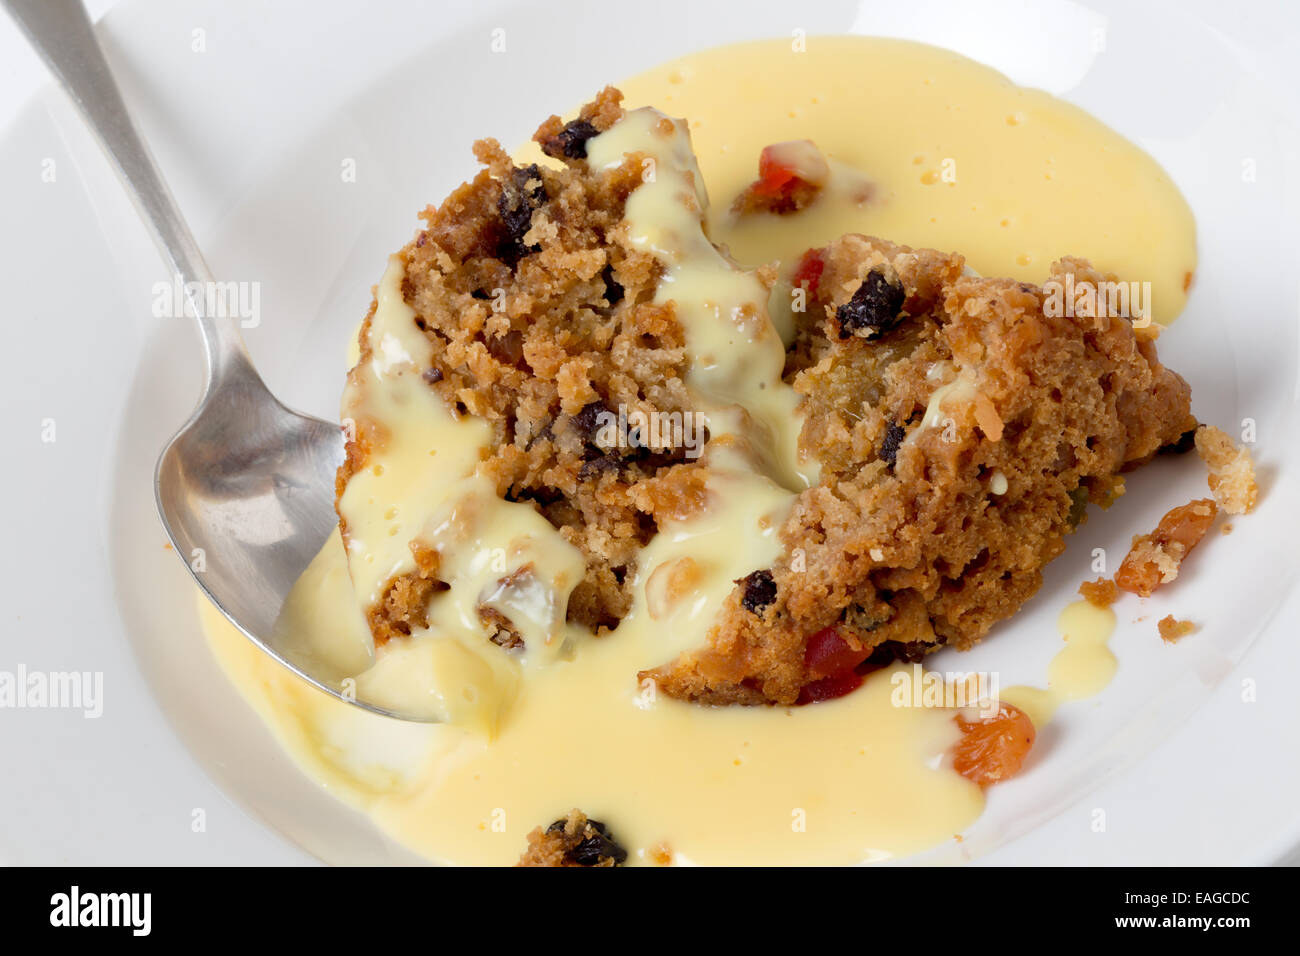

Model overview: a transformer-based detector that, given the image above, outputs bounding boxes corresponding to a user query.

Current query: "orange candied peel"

[1114,498,1217,598]
[952,701,1036,788]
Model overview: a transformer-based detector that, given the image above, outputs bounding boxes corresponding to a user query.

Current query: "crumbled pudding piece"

[1078,577,1119,608]
[646,238,1196,704]
[731,140,829,214]
[1114,499,1217,598]
[1157,615,1196,643]
[1195,424,1257,515]
[517,810,628,867]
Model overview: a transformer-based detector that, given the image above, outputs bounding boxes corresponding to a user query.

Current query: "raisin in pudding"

[199,36,1217,866]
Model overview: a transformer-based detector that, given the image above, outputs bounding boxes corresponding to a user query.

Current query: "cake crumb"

[1114,499,1217,597]
[1157,615,1196,643]
[1222,522,1234,535]
[517,809,628,867]
[1195,424,1257,515]
[1078,577,1119,608]
[647,841,674,865]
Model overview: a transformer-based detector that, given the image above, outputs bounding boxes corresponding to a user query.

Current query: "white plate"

[2,0,1298,865]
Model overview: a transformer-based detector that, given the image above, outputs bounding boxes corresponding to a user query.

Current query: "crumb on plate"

[1078,577,1119,608]
[1195,424,1257,515]
[1157,615,1196,643]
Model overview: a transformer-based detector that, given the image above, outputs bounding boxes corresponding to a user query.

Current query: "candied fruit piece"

[952,702,1036,787]
[757,140,828,192]
[795,627,878,703]
[796,670,864,704]
[792,246,826,297]
[1153,498,1218,549]
[803,626,870,679]
[732,140,828,214]
[1114,498,1217,598]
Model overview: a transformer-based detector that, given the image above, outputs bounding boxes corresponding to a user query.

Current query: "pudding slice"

[335,88,1195,710]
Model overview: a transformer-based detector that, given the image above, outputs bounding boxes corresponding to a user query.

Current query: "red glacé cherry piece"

[792,247,825,297]
[796,626,875,704]
[797,670,864,704]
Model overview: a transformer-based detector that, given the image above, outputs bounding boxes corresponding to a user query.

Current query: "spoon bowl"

[152,356,377,711]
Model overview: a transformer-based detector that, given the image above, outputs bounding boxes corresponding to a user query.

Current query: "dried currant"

[568,821,628,866]
[879,421,905,468]
[542,118,599,160]
[497,163,547,263]
[738,569,777,614]
[836,269,905,340]
[572,401,611,443]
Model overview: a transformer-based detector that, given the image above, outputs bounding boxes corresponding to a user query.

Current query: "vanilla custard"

[199,36,1194,866]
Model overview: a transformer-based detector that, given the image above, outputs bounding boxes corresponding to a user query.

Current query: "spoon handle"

[3,0,247,385]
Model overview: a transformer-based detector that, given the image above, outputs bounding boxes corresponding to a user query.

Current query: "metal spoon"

[6,0,425,720]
